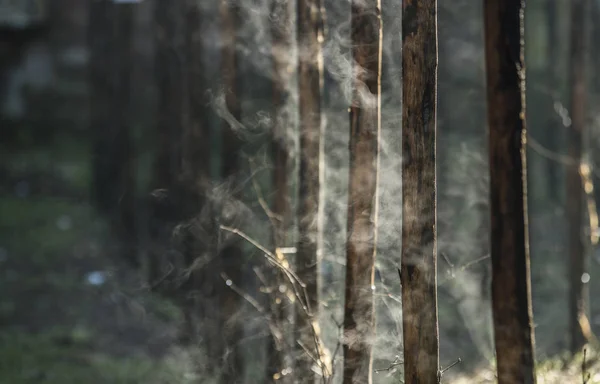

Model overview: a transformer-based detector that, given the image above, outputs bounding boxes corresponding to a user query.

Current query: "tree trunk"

[342,1,381,383]
[483,1,537,383]
[545,0,560,204]
[268,0,295,381]
[567,0,590,355]
[400,0,439,383]
[89,0,137,268]
[219,1,244,382]
[295,0,324,381]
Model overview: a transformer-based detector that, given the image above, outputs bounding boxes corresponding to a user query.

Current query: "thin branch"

[374,355,403,374]
[221,272,266,314]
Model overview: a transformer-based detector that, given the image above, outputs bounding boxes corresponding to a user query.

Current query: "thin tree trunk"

[295,0,324,381]
[219,0,244,381]
[400,0,439,383]
[483,1,537,383]
[268,0,294,381]
[567,0,590,355]
[342,1,381,383]
[546,0,560,204]
[89,0,137,268]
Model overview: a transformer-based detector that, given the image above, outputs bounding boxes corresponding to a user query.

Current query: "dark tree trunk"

[400,0,440,383]
[592,0,600,222]
[295,0,324,381]
[567,0,590,355]
[268,0,294,381]
[545,0,560,204]
[89,0,137,268]
[483,1,537,383]
[219,1,244,382]
[342,1,381,383]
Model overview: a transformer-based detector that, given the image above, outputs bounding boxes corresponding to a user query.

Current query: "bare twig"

[582,348,591,384]
[439,357,462,377]
[218,225,335,382]
[221,273,266,314]
[374,355,403,374]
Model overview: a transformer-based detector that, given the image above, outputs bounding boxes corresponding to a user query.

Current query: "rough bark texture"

[89,0,137,268]
[342,2,381,383]
[483,1,537,383]
[401,0,439,383]
[295,0,323,381]
[268,0,294,381]
[219,1,244,382]
[567,0,590,355]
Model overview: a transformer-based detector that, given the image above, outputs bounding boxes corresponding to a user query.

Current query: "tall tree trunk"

[151,0,190,340]
[295,0,324,381]
[268,0,294,381]
[219,0,244,382]
[545,0,560,204]
[151,0,185,284]
[89,0,137,268]
[400,0,439,383]
[567,0,590,355]
[342,1,381,383]
[483,1,537,383]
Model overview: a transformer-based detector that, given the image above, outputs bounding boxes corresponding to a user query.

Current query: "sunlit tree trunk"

[219,0,244,381]
[268,0,295,381]
[89,0,137,268]
[342,1,381,383]
[567,0,591,355]
[400,0,439,383]
[483,1,536,383]
[295,0,324,381]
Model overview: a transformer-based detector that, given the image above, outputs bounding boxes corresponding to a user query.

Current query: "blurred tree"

[268,0,295,381]
[567,0,591,354]
[341,1,381,383]
[401,0,440,383]
[483,0,536,383]
[218,0,244,381]
[89,0,138,268]
[295,0,324,380]
[545,0,561,204]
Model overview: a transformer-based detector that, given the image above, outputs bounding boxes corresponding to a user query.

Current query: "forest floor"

[2,135,600,383]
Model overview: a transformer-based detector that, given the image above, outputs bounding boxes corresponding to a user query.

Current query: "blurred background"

[1,0,599,383]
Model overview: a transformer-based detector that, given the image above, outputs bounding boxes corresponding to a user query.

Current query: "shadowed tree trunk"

[295,0,324,380]
[89,0,137,268]
[151,0,193,343]
[342,1,381,383]
[219,0,244,382]
[545,0,560,204]
[567,0,591,355]
[400,0,439,383]
[268,0,295,381]
[483,1,536,383]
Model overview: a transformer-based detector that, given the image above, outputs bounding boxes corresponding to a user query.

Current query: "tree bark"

[295,0,324,381]
[483,1,537,383]
[342,1,381,383]
[89,0,137,268]
[567,0,590,355]
[268,0,295,381]
[401,0,439,383]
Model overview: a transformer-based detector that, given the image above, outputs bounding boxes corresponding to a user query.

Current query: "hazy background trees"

[1,0,600,383]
